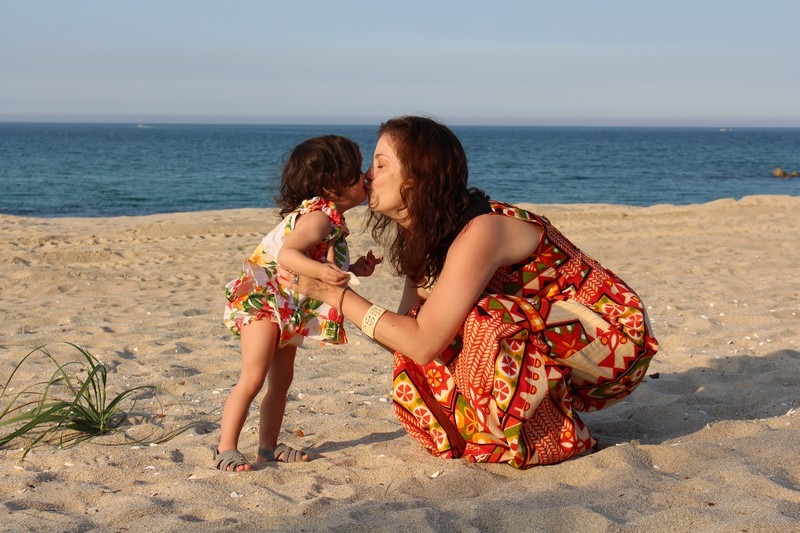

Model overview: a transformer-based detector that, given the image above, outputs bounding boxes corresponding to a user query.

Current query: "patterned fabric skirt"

[392,293,658,469]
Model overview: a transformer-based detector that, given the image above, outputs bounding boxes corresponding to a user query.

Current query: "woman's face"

[367,133,407,223]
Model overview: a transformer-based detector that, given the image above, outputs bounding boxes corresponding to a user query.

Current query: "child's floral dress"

[223,197,349,347]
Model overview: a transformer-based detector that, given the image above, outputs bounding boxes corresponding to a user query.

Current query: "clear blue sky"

[2,1,798,126]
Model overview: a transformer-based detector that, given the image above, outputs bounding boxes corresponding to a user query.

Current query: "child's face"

[330,171,367,211]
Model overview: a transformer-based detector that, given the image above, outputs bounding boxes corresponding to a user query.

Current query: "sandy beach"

[2,195,799,532]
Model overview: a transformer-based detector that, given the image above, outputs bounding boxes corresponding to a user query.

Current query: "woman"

[279,115,659,469]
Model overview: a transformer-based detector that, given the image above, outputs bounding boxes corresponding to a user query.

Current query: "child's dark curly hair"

[275,135,363,217]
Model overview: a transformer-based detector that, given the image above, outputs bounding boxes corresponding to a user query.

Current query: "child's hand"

[318,262,350,287]
[349,250,384,278]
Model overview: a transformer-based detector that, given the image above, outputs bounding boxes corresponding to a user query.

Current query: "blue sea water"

[0,122,798,217]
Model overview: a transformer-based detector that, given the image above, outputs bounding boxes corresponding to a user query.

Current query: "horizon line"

[1,114,799,129]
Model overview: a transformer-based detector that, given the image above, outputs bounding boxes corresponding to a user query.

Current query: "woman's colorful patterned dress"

[393,200,659,468]
[223,197,350,347]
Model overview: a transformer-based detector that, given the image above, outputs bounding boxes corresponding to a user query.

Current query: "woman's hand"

[349,250,384,278]
[277,265,338,305]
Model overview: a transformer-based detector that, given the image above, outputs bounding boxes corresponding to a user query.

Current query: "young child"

[215,135,382,472]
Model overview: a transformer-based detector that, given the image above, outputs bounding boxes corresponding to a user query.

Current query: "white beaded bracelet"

[361,304,387,339]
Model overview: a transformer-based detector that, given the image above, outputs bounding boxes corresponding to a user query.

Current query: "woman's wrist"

[320,283,342,307]
[326,282,388,342]
[338,286,350,315]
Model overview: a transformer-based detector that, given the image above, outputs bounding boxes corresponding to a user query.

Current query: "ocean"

[1,122,798,217]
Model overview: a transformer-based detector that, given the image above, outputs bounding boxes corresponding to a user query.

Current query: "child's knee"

[235,373,267,396]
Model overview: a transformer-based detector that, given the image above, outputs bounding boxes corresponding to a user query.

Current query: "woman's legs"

[217,319,279,471]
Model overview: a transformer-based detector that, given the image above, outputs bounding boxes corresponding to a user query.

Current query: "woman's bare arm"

[368,214,541,363]
[281,214,543,364]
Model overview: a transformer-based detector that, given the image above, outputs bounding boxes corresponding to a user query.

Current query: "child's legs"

[258,343,298,451]
[218,319,279,453]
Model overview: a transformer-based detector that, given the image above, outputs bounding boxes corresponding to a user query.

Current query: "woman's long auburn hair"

[369,116,488,288]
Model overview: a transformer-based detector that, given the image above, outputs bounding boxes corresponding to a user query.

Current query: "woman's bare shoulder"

[454,212,542,266]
